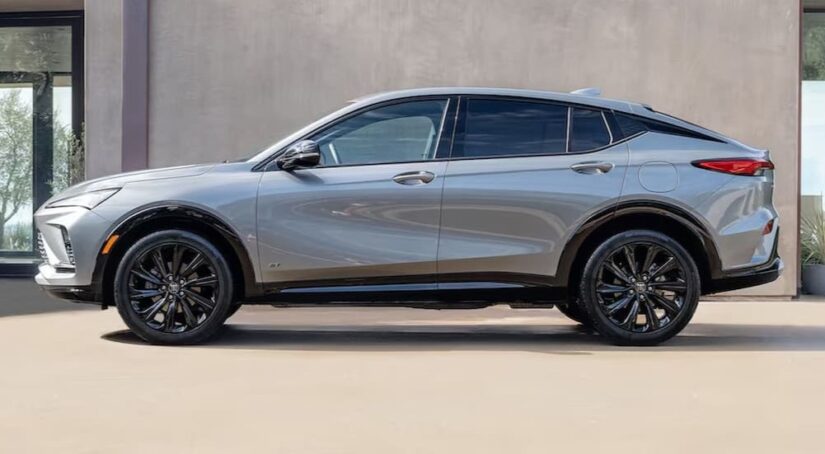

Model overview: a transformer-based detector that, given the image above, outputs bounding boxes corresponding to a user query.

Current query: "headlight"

[47,188,120,209]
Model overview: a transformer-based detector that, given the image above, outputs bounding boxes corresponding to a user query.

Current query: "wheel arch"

[92,204,259,307]
[558,201,723,296]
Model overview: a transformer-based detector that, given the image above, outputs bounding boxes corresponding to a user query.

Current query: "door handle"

[392,171,435,185]
[570,161,614,174]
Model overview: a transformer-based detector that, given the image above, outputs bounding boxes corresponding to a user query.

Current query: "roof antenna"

[570,87,602,97]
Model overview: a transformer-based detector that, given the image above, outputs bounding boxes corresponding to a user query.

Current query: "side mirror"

[276,140,321,170]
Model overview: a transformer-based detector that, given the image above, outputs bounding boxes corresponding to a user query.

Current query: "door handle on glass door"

[392,171,435,185]
[570,161,614,174]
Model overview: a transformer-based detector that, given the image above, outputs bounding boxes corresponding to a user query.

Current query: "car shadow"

[0,278,96,318]
[101,321,825,353]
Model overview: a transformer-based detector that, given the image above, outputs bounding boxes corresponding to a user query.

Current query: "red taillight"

[692,159,774,176]
[762,219,774,235]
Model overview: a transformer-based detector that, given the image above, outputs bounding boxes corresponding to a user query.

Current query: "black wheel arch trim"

[90,203,260,306]
[556,200,725,292]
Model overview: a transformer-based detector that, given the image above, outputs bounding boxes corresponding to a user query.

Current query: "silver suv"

[34,88,781,345]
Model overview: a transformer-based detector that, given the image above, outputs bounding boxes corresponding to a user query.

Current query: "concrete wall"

[92,0,802,296]
[84,0,122,178]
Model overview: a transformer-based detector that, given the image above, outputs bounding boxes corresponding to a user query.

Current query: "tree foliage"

[0,90,33,249]
[0,89,81,250]
[804,16,825,80]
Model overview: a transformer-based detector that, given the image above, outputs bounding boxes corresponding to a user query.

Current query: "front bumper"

[37,282,101,305]
[33,205,111,298]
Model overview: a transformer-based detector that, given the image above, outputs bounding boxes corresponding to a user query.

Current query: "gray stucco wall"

[91,0,802,296]
[84,0,122,178]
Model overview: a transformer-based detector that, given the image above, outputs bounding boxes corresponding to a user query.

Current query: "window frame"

[258,96,457,171]
[0,10,84,263]
[448,95,631,162]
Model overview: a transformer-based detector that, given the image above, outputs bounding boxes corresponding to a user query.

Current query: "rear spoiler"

[570,87,601,97]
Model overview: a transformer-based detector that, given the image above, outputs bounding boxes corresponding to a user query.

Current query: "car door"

[256,97,455,287]
[437,97,629,284]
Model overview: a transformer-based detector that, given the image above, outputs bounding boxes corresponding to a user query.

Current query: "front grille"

[36,232,48,262]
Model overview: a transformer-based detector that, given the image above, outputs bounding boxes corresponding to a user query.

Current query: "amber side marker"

[101,235,120,255]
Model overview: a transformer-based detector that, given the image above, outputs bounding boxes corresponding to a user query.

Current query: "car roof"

[350,87,642,114]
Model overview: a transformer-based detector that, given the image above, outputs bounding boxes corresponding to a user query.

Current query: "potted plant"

[801,210,825,295]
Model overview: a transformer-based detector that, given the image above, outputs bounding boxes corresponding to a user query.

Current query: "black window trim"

[254,95,457,171]
[254,94,680,171]
[613,110,726,144]
[449,95,635,162]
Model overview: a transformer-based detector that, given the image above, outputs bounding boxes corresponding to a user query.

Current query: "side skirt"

[242,282,568,308]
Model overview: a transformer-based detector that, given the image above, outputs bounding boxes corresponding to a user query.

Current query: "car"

[34,87,782,346]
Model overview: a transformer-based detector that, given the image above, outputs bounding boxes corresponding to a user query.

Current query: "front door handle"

[392,171,435,185]
[570,161,614,175]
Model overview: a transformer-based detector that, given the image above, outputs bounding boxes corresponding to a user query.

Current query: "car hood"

[46,163,216,204]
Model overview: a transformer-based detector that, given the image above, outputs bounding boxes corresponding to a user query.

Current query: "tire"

[114,230,234,345]
[225,304,242,321]
[557,300,592,327]
[578,230,700,346]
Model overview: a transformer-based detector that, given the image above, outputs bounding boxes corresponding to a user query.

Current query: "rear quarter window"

[569,108,611,152]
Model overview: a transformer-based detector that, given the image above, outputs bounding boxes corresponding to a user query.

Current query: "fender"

[90,203,261,305]
[555,200,724,288]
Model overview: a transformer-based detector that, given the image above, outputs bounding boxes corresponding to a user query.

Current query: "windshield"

[247,102,353,162]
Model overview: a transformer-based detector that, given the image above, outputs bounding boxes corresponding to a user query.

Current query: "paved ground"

[1,279,824,453]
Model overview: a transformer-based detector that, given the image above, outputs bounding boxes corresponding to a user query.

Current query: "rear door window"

[453,99,568,158]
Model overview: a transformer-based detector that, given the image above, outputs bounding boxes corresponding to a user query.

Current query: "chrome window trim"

[602,111,614,144]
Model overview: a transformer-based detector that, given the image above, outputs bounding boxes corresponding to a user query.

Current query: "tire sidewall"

[114,230,234,345]
[579,230,700,346]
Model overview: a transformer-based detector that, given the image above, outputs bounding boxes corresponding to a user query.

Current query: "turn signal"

[692,159,774,176]
[101,234,119,255]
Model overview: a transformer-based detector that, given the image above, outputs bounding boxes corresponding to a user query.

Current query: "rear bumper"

[707,257,783,294]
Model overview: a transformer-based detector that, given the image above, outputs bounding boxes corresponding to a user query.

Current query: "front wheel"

[114,230,235,345]
[578,230,700,346]
[556,300,592,328]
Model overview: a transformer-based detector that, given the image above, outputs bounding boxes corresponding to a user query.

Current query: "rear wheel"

[114,230,234,345]
[578,230,700,346]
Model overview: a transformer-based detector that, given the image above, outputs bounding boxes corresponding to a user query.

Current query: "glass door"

[0,13,83,263]
[802,12,825,221]
[0,80,34,254]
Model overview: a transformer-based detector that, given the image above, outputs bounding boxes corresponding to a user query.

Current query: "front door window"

[309,100,448,167]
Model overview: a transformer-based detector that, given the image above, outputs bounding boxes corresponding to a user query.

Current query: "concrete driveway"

[1,280,824,453]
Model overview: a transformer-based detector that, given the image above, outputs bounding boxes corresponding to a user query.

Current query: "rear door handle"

[570,161,614,174]
[393,171,435,185]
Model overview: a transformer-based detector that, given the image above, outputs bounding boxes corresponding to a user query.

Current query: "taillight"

[692,158,774,176]
[762,219,774,235]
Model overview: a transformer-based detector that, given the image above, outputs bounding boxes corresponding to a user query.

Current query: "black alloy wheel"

[114,230,234,345]
[579,230,700,345]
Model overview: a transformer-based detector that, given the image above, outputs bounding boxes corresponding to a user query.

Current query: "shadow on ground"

[102,322,825,353]
[0,278,95,317]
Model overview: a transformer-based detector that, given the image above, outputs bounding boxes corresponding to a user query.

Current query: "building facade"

[1,0,822,299]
